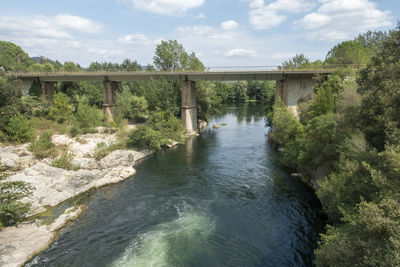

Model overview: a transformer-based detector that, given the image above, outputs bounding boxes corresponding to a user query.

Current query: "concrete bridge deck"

[9,70,332,82]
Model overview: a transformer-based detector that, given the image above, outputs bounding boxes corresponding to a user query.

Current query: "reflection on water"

[28,102,323,267]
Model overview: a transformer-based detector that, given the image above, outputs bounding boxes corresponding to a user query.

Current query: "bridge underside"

[15,71,329,135]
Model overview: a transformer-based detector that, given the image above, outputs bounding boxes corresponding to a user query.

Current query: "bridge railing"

[5,64,367,76]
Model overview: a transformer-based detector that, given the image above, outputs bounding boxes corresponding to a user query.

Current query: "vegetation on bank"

[270,24,400,266]
[0,22,397,267]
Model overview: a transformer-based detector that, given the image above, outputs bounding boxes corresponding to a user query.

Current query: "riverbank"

[0,130,153,267]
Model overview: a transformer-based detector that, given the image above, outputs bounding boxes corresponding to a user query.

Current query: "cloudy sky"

[0,0,397,67]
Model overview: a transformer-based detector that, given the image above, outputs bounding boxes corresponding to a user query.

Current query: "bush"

[115,87,148,120]
[49,92,74,123]
[5,113,34,143]
[51,152,78,170]
[94,142,122,160]
[127,125,164,151]
[269,101,303,146]
[297,113,338,177]
[75,100,102,133]
[0,181,33,227]
[28,132,56,159]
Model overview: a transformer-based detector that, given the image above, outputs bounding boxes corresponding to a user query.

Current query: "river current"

[28,103,323,267]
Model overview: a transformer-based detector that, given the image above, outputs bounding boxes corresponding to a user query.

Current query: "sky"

[0,0,398,68]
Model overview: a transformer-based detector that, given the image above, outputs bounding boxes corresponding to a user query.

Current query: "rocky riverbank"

[0,131,152,267]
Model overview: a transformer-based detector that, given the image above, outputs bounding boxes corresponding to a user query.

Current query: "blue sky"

[0,0,398,67]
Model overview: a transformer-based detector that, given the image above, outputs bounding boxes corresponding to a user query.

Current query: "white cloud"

[127,0,204,16]
[117,34,149,44]
[194,13,206,19]
[0,14,103,41]
[225,48,257,57]
[221,20,239,31]
[295,0,392,40]
[247,0,314,30]
[249,8,286,30]
[53,14,103,33]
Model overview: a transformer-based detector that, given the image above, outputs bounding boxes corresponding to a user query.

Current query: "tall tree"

[280,54,310,69]
[325,40,369,66]
[153,40,204,71]
[0,41,34,71]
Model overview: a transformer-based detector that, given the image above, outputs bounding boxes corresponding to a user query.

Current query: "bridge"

[9,70,332,135]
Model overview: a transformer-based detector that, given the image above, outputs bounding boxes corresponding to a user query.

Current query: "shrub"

[5,113,34,143]
[28,132,56,159]
[115,87,148,120]
[51,153,78,170]
[269,101,303,146]
[75,101,102,133]
[128,125,164,151]
[49,92,74,123]
[0,181,33,227]
[94,142,122,160]
[297,113,338,177]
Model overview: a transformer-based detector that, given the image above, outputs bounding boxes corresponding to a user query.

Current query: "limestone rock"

[99,150,151,169]
[198,119,208,133]
[0,207,83,267]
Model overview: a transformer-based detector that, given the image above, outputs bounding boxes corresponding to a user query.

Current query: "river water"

[28,103,323,267]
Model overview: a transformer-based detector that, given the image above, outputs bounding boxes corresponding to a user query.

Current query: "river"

[27,103,324,267]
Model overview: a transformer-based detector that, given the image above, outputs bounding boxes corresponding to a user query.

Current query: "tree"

[280,54,310,69]
[153,40,204,71]
[357,23,400,151]
[0,41,34,71]
[325,40,369,66]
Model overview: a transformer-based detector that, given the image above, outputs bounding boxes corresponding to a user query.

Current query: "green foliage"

[153,40,204,71]
[88,59,142,72]
[127,112,185,151]
[357,24,400,151]
[51,153,77,170]
[309,86,335,118]
[298,114,338,177]
[0,41,34,71]
[94,142,122,160]
[128,125,164,151]
[115,87,148,120]
[74,100,102,133]
[29,132,56,159]
[279,54,310,69]
[0,181,33,226]
[269,102,303,146]
[315,197,400,267]
[314,25,400,266]
[325,40,370,65]
[5,113,34,143]
[129,79,180,116]
[49,92,74,123]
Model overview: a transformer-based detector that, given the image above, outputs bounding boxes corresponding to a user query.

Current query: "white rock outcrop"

[0,207,83,267]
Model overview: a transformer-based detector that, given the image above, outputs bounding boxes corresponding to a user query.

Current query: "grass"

[94,142,123,160]
[30,117,68,136]
[50,152,78,170]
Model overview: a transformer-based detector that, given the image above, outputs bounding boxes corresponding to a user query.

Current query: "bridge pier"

[42,82,56,101]
[103,80,118,121]
[181,80,198,135]
[275,75,317,119]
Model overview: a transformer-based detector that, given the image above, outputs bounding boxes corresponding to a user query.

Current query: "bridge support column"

[181,80,198,135]
[42,82,56,101]
[275,75,317,119]
[103,80,118,121]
